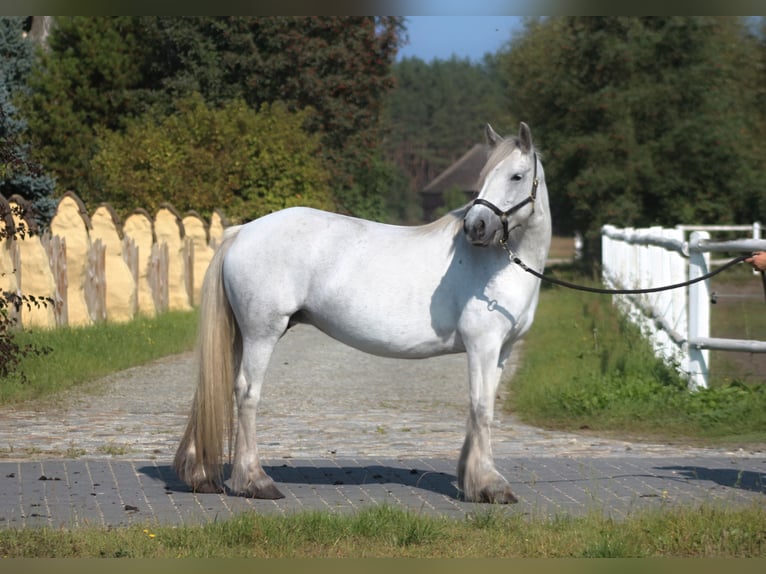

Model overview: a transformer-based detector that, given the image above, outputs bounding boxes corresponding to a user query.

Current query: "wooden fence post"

[148,241,169,314]
[122,234,139,318]
[41,233,68,327]
[85,238,107,323]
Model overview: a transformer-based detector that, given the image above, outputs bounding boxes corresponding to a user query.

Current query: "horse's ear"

[519,122,533,153]
[485,124,503,148]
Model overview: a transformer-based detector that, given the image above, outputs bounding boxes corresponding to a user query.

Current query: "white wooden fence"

[601,223,766,390]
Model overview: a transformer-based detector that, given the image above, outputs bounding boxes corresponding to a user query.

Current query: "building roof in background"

[421,143,488,195]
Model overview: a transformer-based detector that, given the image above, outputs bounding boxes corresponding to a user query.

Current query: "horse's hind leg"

[458,339,517,504]
[229,323,286,499]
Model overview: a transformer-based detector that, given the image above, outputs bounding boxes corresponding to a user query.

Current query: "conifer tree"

[0,16,56,228]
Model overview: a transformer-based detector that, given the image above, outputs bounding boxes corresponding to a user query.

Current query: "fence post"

[122,234,139,318]
[85,238,107,323]
[42,233,68,327]
[687,231,710,390]
[148,242,169,314]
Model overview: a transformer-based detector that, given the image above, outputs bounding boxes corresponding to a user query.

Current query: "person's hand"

[745,251,766,272]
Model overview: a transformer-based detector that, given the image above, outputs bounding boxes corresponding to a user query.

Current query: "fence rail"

[601,223,766,390]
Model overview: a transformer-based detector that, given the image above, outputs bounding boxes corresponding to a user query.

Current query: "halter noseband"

[470,152,539,243]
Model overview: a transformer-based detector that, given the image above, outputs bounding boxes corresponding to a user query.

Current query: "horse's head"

[463,122,539,247]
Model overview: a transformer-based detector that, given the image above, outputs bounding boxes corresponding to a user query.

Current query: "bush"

[91,94,336,222]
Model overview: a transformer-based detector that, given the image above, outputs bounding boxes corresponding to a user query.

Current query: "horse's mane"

[413,203,472,237]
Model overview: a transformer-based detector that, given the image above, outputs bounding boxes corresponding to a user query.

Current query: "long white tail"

[174,226,241,492]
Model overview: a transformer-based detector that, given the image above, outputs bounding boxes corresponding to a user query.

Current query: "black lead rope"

[504,245,752,295]
[469,152,758,296]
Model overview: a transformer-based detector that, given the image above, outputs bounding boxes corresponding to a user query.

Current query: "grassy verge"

[0,310,198,404]
[0,504,764,558]
[507,266,766,446]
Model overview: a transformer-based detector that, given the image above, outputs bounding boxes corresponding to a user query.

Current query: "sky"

[396,16,524,62]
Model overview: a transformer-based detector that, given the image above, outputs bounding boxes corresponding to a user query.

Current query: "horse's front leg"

[458,339,517,504]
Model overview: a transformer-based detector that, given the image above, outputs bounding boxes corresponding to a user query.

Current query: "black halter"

[470,153,539,243]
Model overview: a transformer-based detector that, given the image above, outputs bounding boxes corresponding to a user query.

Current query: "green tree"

[169,17,404,220]
[22,17,150,198]
[502,17,765,258]
[381,55,511,221]
[90,95,335,222]
[753,17,766,175]
[23,17,404,221]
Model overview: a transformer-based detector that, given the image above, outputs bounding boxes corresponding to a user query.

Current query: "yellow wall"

[123,210,156,317]
[3,192,226,328]
[91,205,136,323]
[10,200,56,328]
[49,194,91,326]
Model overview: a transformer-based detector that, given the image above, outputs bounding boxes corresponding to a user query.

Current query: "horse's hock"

[0,191,227,328]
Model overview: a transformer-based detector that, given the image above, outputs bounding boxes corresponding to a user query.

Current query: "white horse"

[174,122,551,503]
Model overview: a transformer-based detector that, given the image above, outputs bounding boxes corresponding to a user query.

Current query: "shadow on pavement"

[137,463,461,498]
[657,465,766,494]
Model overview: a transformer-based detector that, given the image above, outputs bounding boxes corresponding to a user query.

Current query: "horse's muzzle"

[463,205,500,246]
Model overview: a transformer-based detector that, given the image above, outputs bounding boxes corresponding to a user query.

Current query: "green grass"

[0,310,198,404]
[507,266,766,446]
[0,504,763,557]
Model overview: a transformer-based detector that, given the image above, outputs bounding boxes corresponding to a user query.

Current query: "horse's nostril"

[477,219,486,235]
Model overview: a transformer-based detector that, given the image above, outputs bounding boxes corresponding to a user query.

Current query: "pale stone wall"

[154,205,191,312]
[123,210,156,317]
[2,192,226,329]
[9,199,56,329]
[90,205,136,323]
[182,213,214,306]
[0,241,15,295]
[0,196,19,307]
[49,193,91,326]
[209,210,226,247]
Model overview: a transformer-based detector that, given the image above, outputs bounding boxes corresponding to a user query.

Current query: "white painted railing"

[601,224,766,390]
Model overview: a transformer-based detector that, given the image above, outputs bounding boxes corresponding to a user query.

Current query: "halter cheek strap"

[471,153,539,243]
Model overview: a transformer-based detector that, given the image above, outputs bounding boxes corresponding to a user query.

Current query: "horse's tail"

[174,225,242,492]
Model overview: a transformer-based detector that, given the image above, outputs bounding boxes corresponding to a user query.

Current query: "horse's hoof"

[479,485,518,504]
[233,479,285,499]
[192,482,224,494]
[254,482,285,500]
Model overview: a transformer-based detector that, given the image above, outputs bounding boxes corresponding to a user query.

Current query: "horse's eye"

[511,174,523,182]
